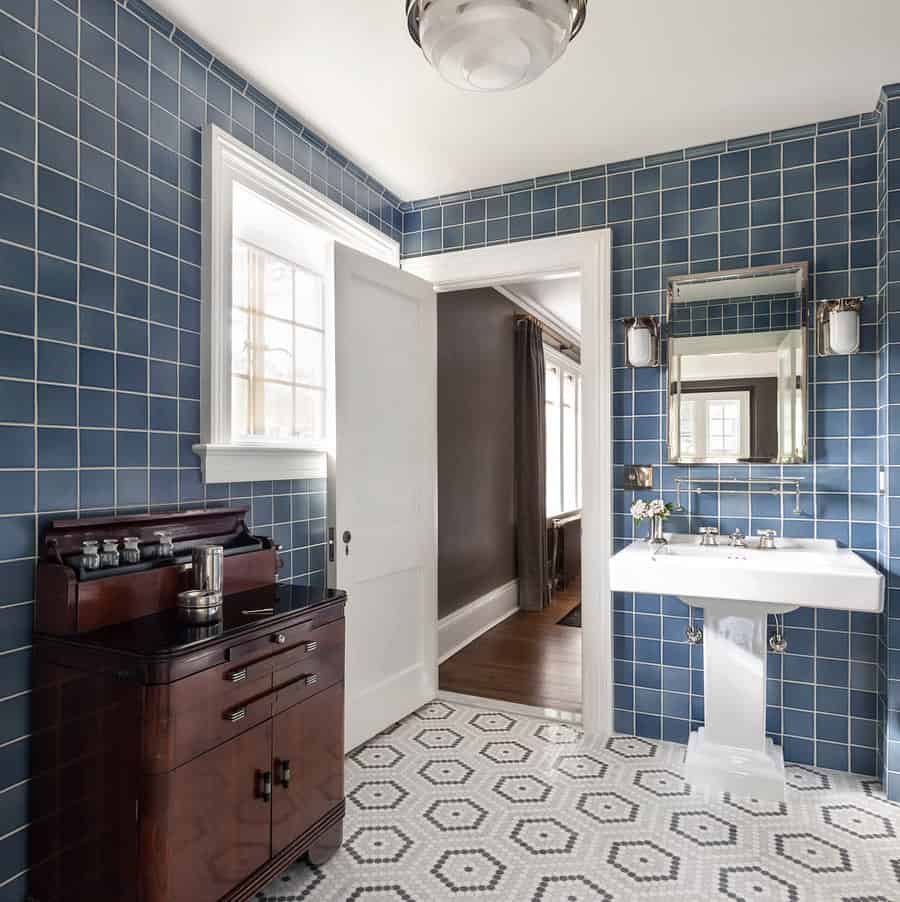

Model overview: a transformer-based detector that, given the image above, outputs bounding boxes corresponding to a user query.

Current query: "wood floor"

[438,581,582,712]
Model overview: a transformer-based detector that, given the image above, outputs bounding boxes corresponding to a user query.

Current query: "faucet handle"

[698,526,719,546]
[729,528,746,548]
[757,529,777,549]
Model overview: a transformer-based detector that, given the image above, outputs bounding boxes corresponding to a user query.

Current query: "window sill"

[193,443,328,484]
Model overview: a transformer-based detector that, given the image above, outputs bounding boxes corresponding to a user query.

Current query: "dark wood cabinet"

[161,720,273,902]
[272,683,344,855]
[29,510,346,902]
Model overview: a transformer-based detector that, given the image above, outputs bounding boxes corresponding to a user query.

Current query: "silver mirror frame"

[665,262,809,465]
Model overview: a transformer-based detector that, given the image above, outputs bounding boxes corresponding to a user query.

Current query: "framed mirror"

[667,263,808,464]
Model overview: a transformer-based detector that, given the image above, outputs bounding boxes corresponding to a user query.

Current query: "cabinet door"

[168,719,272,902]
[271,682,344,855]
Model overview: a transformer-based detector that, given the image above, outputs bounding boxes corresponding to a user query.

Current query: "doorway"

[404,231,613,736]
[433,278,583,714]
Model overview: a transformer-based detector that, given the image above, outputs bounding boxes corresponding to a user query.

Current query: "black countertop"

[55,582,346,659]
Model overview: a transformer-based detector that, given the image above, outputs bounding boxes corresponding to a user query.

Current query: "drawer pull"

[305,640,318,653]
[305,674,319,687]
[274,633,287,645]
[225,706,247,723]
[258,770,272,803]
[278,758,292,789]
[226,668,247,683]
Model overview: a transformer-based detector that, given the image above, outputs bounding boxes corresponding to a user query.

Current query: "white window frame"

[544,344,582,518]
[195,124,399,483]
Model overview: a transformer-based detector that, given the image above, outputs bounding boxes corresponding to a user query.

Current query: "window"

[231,241,326,443]
[195,124,398,483]
[677,390,751,461]
[545,347,582,517]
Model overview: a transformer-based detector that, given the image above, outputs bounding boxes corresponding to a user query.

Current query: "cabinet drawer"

[226,614,341,666]
[144,618,345,772]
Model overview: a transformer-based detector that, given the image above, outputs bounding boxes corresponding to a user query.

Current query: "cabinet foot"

[307,822,343,866]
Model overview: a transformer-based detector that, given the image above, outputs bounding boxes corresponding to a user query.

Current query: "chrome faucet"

[729,528,746,548]
[757,529,777,550]
[698,526,719,547]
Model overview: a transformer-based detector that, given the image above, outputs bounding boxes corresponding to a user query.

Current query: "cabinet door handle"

[258,770,272,802]
[226,667,247,683]
[305,674,318,686]
[278,758,292,789]
[305,640,318,653]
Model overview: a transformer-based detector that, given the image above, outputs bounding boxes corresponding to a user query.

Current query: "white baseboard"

[438,579,519,664]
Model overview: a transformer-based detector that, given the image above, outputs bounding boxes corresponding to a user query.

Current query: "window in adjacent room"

[545,347,582,517]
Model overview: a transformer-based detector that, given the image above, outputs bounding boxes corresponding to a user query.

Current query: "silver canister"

[192,545,224,596]
[177,588,221,624]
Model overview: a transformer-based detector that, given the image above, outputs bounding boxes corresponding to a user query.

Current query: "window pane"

[262,381,293,438]
[231,308,249,376]
[262,315,293,381]
[295,269,324,328]
[232,376,249,438]
[545,364,562,517]
[262,255,293,320]
[562,375,577,512]
[295,387,325,440]
[294,326,324,387]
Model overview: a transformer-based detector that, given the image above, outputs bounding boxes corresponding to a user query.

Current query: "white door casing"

[331,244,438,751]
[403,232,613,737]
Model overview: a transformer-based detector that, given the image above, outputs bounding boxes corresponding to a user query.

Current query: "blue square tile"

[38,469,77,511]
[0,472,34,514]
[80,469,115,509]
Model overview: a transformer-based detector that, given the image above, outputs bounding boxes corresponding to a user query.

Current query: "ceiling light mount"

[406,0,587,93]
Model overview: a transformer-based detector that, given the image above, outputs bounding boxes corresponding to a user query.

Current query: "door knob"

[342,530,351,556]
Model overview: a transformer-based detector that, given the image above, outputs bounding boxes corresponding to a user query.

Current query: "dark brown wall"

[438,288,517,619]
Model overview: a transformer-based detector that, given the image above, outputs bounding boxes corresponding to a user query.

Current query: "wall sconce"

[624,317,659,367]
[816,298,863,356]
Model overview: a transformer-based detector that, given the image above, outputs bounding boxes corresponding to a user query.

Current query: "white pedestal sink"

[609,533,883,800]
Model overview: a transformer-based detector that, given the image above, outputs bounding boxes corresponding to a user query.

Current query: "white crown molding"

[494,284,582,350]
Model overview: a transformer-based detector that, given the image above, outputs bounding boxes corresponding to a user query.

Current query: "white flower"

[630,500,648,520]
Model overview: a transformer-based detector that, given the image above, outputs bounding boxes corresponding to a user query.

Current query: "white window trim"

[544,344,582,518]
[195,124,399,483]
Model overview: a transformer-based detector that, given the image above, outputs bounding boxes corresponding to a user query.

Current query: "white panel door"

[331,243,437,751]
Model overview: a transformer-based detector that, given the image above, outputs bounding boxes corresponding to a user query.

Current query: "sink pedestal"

[685,597,790,801]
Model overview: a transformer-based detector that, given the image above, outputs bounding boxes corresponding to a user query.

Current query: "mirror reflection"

[667,264,808,464]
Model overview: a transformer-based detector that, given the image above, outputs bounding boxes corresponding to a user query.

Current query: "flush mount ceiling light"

[406,0,587,93]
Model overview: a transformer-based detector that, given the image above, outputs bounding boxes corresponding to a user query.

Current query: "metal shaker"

[192,545,224,597]
[176,545,224,624]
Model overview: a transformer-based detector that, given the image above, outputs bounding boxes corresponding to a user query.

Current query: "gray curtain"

[514,317,549,611]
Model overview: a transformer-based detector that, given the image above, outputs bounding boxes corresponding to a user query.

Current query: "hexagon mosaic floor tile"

[259,700,900,901]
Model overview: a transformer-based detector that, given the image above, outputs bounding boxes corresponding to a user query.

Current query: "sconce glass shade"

[816,298,863,356]
[406,0,587,93]
[624,317,659,367]
[829,309,859,355]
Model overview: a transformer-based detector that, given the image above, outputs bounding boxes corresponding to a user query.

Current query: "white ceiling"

[153,0,900,200]
[502,276,581,335]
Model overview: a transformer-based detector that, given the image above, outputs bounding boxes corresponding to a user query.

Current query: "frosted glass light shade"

[828,308,859,355]
[627,325,652,367]
[414,0,581,92]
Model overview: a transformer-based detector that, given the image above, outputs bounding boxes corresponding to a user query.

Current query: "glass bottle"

[100,539,120,568]
[154,530,175,558]
[121,536,141,565]
[81,540,100,571]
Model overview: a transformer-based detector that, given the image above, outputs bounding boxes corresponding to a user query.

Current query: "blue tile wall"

[878,84,900,801]
[0,0,401,894]
[669,292,803,337]
[402,91,900,798]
